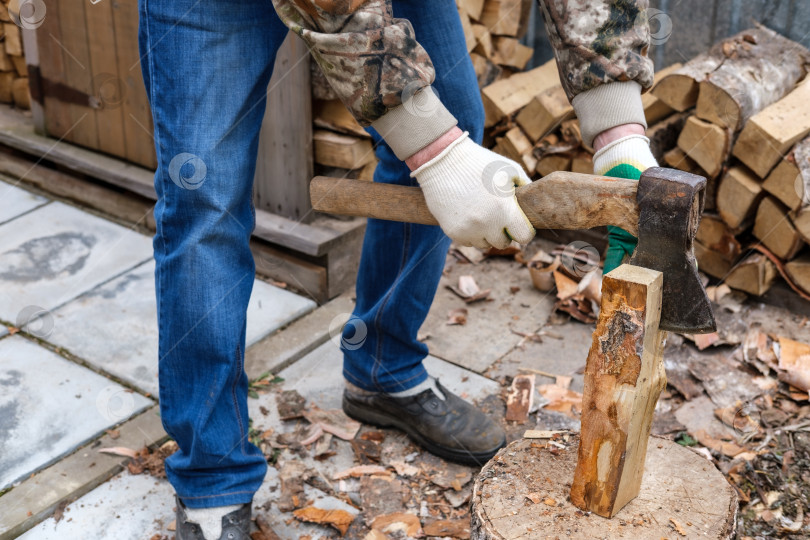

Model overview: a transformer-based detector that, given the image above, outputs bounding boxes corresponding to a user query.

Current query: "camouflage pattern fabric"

[272,0,654,124]
[538,0,655,100]
[272,0,435,126]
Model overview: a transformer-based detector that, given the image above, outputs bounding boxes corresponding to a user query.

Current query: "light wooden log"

[479,0,521,36]
[0,46,14,72]
[716,164,764,230]
[677,116,730,178]
[515,85,573,142]
[458,0,485,20]
[694,27,810,131]
[725,253,777,296]
[570,265,667,517]
[695,241,734,279]
[458,8,476,53]
[11,54,26,77]
[3,22,21,56]
[12,77,29,109]
[471,23,494,59]
[470,52,502,89]
[696,214,741,264]
[471,435,738,539]
[498,126,532,163]
[0,71,14,103]
[786,255,810,295]
[535,153,571,177]
[762,135,810,212]
[653,51,724,112]
[570,151,593,174]
[481,59,559,127]
[313,130,374,170]
[491,36,533,70]
[313,99,369,139]
[733,77,810,178]
[753,196,804,260]
[642,62,682,125]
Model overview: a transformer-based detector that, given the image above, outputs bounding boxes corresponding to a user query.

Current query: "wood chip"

[332,464,388,479]
[505,374,535,423]
[523,430,569,439]
[447,308,468,326]
[422,519,470,539]
[370,512,422,537]
[303,406,361,440]
[670,517,687,536]
[292,507,355,535]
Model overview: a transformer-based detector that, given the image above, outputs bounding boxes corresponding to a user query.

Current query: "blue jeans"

[139,0,483,507]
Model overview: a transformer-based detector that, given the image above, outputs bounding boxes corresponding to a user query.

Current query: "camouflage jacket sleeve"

[537,0,655,100]
[271,0,436,127]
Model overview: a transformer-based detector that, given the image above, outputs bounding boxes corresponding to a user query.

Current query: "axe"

[310,167,716,334]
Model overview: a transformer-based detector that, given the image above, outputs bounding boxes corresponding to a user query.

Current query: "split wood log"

[662,147,716,210]
[470,435,737,539]
[498,126,532,162]
[458,0,485,20]
[786,255,810,295]
[3,22,21,56]
[0,71,14,104]
[12,77,29,110]
[313,100,369,139]
[470,53,502,88]
[570,151,593,174]
[716,164,764,230]
[11,54,26,78]
[481,59,559,127]
[313,130,374,170]
[753,196,804,260]
[515,85,573,142]
[642,62,682,125]
[479,0,522,37]
[535,153,571,177]
[652,49,724,112]
[458,9,476,53]
[763,135,810,213]
[694,26,810,131]
[491,36,533,70]
[0,47,13,72]
[695,214,741,279]
[471,23,494,59]
[645,111,688,162]
[725,253,777,296]
[570,265,666,517]
[733,77,810,178]
[677,116,730,178]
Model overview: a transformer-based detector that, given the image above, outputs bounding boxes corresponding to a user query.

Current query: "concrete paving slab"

[47,259,315,396]
[0,181,48,225]
[0,336,153,490]
[17,472,175,540]
[0,202,152,323]
[264,340,501,412]
[485,320,594,393]
[420,253,557,374]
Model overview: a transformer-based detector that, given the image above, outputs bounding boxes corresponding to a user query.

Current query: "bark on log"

[470,435,738,539]
[695,27,810,131]
[570,265,666,517]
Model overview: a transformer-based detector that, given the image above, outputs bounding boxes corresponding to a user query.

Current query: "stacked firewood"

[650,26,810,299]
[0,2,30,110]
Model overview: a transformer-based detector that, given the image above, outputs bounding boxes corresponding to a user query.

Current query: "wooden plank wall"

[523,0,810,70]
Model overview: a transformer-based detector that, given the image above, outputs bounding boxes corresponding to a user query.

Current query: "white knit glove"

[411,132,535,249]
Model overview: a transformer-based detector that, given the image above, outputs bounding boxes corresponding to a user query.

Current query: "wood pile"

[309,6,810,302]
[0,1,30,110]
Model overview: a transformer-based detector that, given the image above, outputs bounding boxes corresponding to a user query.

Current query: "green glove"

[593,137,658,274]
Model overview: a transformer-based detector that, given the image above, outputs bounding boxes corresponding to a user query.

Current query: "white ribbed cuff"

[572,81,647,148]
[593,134,658,176]
[370,86,459,161]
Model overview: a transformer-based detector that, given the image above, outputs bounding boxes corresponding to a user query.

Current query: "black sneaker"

[342,380,505,466]
[175,497,251,540]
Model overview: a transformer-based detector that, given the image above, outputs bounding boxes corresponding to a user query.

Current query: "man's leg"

[342,0,505,466]
[138,0,288,535]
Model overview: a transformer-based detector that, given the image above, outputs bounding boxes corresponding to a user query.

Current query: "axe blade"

[628,167,717,334]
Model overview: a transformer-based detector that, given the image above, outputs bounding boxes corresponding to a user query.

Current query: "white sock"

[346,376,446,401]
[183,504,242,540]
[389,376,446,401]
[592,134,658,176]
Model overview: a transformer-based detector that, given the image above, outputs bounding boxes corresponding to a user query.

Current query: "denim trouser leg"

[342,0,485,392]
[138,0,289,507]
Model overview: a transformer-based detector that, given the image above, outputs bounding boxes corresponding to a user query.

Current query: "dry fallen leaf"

[293,507,355,536]
[543,497,557,506]
[669,517,687,536]
[525,492,542,504]
[370,512,422,537]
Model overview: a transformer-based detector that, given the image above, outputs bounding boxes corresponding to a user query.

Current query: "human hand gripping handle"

[410,131,536,250]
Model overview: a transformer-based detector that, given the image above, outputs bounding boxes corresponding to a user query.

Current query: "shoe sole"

[342,395,505,467]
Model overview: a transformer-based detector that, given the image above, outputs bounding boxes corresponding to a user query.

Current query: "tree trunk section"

[470,435,738,540]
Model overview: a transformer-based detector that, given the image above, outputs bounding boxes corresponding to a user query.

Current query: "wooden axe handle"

[310,171,639,235]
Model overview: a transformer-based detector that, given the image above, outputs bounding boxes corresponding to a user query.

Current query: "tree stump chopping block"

[470,435,738,539]
[470,265,737,538]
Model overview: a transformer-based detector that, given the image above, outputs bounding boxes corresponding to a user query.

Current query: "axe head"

[628,167,716,334]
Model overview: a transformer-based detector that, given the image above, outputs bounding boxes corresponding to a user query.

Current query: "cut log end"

[470,436,738,540]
